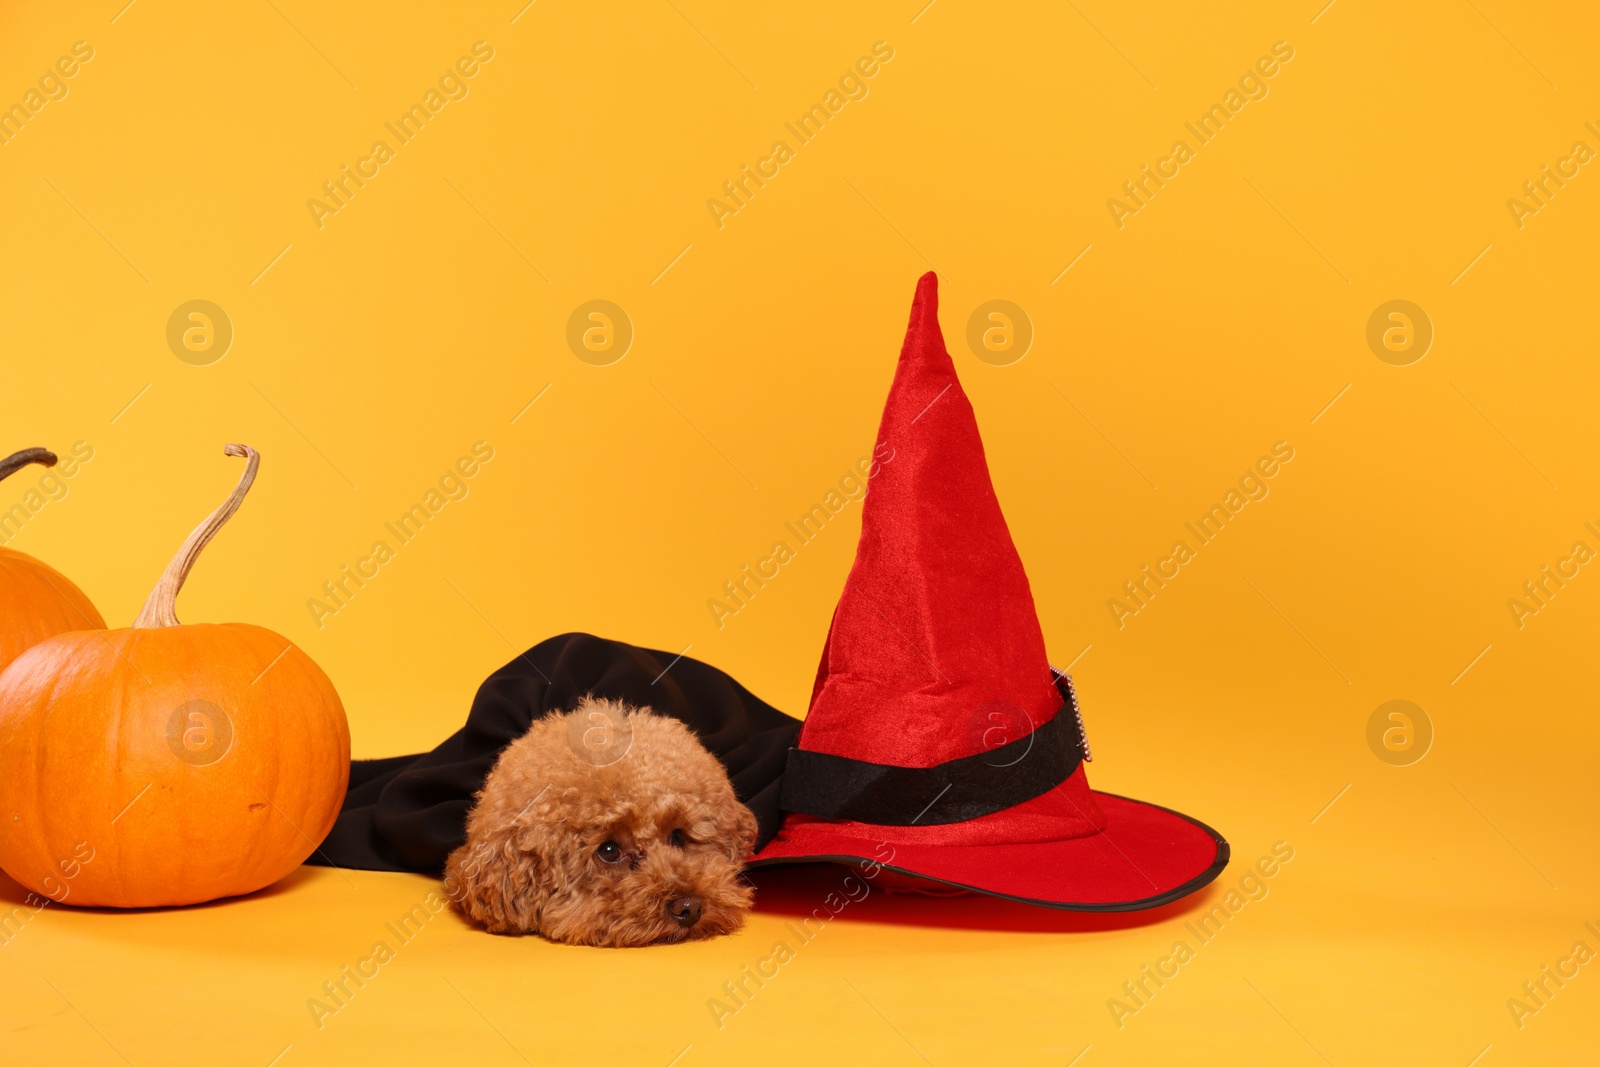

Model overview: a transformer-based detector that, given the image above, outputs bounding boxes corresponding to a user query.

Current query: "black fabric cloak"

[307,633,802,874]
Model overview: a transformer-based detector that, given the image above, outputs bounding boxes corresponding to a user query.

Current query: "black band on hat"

[778,676,1089,826]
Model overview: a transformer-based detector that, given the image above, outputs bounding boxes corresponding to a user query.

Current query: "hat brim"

[747,791,1228,911]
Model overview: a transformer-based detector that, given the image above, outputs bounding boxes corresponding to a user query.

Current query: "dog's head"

[444,698,759,947]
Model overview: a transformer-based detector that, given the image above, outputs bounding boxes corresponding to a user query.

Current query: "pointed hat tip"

[903,271,943,355]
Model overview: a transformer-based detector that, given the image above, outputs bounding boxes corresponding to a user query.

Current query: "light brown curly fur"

[443,697,758,947]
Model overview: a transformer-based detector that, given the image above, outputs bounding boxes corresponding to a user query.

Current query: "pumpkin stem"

[133,444,260,629]
[0,448,57,483]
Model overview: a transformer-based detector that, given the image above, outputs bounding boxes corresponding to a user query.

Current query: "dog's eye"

[669,829,688,848]
[596,840,623,864]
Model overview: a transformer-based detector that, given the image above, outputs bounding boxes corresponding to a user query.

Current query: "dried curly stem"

[133,444,259,629]
[0,448,57,483]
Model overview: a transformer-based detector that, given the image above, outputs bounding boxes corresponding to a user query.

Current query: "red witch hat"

[750,273,1227,909]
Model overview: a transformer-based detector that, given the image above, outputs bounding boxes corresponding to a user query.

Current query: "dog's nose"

[667,895,702,928]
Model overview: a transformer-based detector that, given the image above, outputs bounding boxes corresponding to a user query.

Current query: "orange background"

[1,0,1597,1063]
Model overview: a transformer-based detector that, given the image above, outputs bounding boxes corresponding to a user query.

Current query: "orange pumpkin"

[0,444,350,907]
[0,447,105,673]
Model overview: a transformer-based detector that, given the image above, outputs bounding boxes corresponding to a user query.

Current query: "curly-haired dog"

[443,696,759,946]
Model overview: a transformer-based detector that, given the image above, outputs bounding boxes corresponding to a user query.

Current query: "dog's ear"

[713,798,760,862]
[443,831,540,935]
